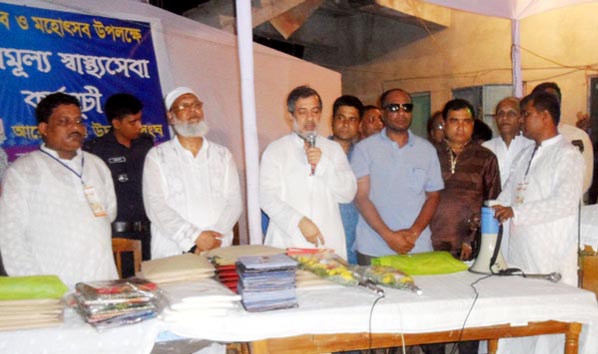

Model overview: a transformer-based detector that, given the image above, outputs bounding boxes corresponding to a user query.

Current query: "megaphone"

[469,206,508,274]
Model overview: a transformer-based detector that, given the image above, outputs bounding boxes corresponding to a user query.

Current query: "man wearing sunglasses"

[351,88,443,265]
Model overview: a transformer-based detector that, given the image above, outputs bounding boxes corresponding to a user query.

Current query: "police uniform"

[84,130,153,277]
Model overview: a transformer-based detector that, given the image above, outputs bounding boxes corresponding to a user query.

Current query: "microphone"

[306,132,316,176]
[523,272,562,283]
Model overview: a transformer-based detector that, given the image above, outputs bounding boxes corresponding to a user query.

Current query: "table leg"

[487,339,498,354]
[250,340,269,354]
[565,322,582,354]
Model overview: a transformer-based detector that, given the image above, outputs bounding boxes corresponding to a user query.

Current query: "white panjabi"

[0,146,118,288]
[143,137,242,260]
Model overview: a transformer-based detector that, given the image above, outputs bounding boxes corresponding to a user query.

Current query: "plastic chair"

[111,238,142,279]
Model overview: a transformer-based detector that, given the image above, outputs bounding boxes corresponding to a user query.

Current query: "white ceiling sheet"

[421,0,597,19]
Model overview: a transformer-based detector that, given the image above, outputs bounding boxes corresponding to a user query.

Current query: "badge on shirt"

[108,156,126,164]
[84,185,107,217]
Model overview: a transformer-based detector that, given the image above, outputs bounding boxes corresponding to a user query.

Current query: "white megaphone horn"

[469,206,508,274]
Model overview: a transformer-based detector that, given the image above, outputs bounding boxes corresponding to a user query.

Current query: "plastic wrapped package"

[360,265,422,294]
[291,252,359,286]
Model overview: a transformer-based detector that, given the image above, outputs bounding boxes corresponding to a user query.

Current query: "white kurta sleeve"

[259,145,304,237]
[0,166,43,275]
[143,151,200,252]
[512,148,583,226]
[313,144,357,204]
[211,150,243,245]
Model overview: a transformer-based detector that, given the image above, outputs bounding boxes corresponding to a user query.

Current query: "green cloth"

[372,251,468,275]
[0,275,68,300]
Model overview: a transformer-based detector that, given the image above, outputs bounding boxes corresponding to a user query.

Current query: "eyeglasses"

[496,111,520,119]
[173,102,203,113]
[383,103,414,113]
[52,118,85,128]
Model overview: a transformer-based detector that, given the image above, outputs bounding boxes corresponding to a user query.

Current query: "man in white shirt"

[493,91,583,286]
[260,85,357,259]
[492,92,585,354]
[531,82,593,193]
[483,97,533,257]
[143,87,242,259]
[0,93,118,288]
[483,97,534,188]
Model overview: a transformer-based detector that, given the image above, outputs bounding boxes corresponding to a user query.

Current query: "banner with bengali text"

[0,2,169,161]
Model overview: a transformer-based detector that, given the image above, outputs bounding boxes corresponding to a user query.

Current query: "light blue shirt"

[350,129,444,257]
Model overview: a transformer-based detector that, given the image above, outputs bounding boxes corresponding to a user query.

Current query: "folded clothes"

[141,253,215,283]
[372,251,468,275]
[0,275,68,300]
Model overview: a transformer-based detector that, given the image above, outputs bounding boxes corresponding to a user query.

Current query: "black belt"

[112,221,150,233]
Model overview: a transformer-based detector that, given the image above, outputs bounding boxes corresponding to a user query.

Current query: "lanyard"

[523,145,538,181]
[40,149,85,184]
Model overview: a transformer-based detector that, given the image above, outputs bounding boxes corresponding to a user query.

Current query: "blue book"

[237,254,297,271]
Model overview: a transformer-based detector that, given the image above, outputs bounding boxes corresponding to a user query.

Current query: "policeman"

[84,93,153,277]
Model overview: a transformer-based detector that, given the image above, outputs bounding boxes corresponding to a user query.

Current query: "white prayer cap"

[164,87,198,111]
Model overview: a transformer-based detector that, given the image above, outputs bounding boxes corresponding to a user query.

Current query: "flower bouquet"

[291,251,359,286]
[289,249,421,294]
[360,265,422,295]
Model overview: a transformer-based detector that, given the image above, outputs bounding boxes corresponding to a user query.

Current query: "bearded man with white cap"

[142,87,243,259]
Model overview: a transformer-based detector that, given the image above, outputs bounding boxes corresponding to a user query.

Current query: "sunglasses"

[383,103,414,113]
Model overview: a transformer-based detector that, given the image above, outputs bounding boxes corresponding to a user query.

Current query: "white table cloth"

[169,272,598,354]
[0,272,596,354]
[0,309,163,354]
[581,204,598,250]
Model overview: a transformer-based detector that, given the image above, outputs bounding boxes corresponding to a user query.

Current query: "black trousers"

[0,252,6,276]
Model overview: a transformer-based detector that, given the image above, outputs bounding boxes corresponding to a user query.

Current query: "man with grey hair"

[482,97,533,258]
[483,97,534,188]
[260,85,357,259]
[143,87,242,259]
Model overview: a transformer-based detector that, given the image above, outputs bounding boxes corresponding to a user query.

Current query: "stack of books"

[237,254,298,312]
[213,263,239,293]
[73,278,159,330]
[140,253,215,284]
[0,275,68,331]
[205,245,286,293]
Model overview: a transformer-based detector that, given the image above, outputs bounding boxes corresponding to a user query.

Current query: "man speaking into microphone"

[260,85,357,260]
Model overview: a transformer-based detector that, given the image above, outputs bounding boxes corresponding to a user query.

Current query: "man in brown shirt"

[430,99,501,261]
[424,99,501,354]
